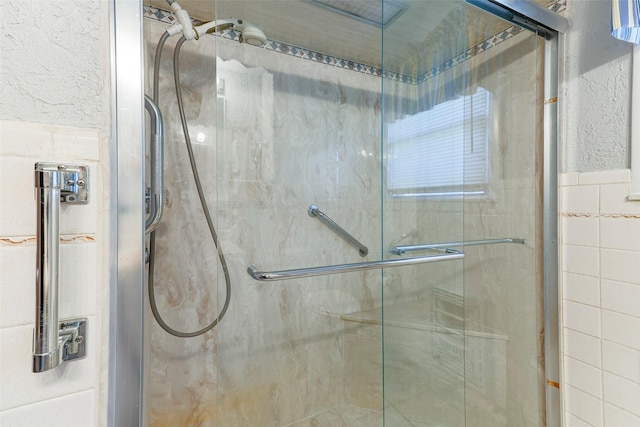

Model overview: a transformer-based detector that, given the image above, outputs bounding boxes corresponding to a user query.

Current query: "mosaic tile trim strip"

[145,0,564,84]
[143,5,414,82]
[550,0,567,13]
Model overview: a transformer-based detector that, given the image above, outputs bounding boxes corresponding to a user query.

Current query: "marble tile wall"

[560,169,640,426]
[144,18,408,426]
[0,120,108,427]
[144,9,547,427]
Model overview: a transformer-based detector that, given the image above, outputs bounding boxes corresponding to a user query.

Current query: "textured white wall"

[563,0,633,172]
[0,0,107,128]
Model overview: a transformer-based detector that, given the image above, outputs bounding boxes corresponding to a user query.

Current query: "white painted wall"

[562,0,633,172]
[0,0,107,128]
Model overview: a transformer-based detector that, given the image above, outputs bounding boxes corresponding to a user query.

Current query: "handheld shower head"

[234,20,267,46]
[164,2,267,45]
[193,18,267,46]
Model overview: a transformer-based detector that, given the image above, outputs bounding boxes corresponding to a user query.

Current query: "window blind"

[387,87,491,196]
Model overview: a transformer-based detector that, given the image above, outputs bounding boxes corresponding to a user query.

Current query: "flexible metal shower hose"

[147,32,231,338]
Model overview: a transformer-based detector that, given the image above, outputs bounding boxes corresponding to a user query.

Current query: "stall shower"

[110,0,566,425]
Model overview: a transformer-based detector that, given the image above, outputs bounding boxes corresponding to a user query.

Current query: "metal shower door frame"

[107,0,566,425]
[108,1,146,426]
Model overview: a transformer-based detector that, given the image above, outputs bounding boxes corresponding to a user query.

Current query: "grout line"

[567,409,598,427]
[603,400,640,421]
[598,195,606,427]
[564,356,603,400]
[600,368,640,387]
[0,388,94,414]
[566,384,602,426]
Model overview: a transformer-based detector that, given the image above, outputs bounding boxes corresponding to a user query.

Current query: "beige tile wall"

[561,169,640,426]
[0,120,108,427]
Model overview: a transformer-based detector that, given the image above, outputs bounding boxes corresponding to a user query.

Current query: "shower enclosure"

[110,0,567,425]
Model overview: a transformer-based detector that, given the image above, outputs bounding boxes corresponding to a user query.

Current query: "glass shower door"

[380,1,468,425]
[138,0,553,425]
[213,1,387,425]
[381,3,545,426]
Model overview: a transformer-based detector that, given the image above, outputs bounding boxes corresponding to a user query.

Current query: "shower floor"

[282,388,506,427]
[282,398,465,427]
[282,404,389,427]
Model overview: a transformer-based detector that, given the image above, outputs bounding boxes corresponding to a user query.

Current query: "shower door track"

[109,0,566,426]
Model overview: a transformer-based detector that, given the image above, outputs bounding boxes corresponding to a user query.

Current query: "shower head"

[234,20,268,46]
[164,2,267,46]
[194,18,267,46]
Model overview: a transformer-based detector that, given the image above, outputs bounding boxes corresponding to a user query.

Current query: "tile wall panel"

[561,169,640,427]
[0,390,95,427]
[0,120,105,427]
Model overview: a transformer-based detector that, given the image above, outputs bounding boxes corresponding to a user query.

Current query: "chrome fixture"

[33,162,88,373]
[164,0,267,45]
[467,0,568,37]
[248,251,463,281]
[387,229,417,247]
[390,237,526,256]
[308,205,368,257]
[145,96,164,234]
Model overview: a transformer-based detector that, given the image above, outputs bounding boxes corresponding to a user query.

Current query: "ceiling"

[146,0,554,75]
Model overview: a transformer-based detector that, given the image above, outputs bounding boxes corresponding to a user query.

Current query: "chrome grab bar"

[248,251,463,281]
[308,205,368,257]
[33,163,88,373]
[145,95,164,233]
[390,237,526,255]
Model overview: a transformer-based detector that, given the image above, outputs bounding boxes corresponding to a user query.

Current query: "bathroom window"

[387,87,492,197]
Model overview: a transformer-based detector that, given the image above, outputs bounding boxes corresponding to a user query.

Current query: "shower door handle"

[145,95,164,233]
[32,162,88,373]
[248,252,464,281]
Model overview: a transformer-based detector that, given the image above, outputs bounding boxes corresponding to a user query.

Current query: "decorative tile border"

[143,4,405,81]
[144,5,176,24]
[144,0,564,84]
[550,0,567,13]
[562,213,640,219]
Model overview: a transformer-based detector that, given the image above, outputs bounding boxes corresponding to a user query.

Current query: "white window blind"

[387,87,491,196]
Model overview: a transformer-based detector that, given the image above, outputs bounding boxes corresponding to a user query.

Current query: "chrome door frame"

[108,0,146,426]
[467,2,565,426]
[107,0,566,425]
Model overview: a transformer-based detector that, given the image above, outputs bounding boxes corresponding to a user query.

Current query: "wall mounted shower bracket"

[32,162,89,373]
